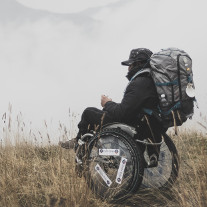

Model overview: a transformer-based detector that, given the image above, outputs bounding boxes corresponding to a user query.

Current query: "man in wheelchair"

[60,48,166,168]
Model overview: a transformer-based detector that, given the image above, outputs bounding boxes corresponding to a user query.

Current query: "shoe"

[59,138,76,149]
[147,154,158,168]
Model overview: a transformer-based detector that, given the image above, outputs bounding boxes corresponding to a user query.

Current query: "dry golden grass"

[0,111,207,206]
[0,144,109,207]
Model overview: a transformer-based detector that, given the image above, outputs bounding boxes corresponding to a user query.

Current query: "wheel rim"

[86,133,137,200]
[141,141,173,188]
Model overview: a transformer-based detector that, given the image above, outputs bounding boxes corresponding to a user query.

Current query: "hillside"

[0,116,206,206]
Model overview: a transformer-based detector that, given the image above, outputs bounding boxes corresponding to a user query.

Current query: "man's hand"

[101,95,112,107]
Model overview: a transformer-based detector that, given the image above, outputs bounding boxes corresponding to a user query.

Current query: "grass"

[0,111,207,206]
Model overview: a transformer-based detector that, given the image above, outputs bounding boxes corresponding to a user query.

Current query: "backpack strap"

[130,68,151,82]
[124,68,151,94]
[142,108,162,122]
[155,79,179,86]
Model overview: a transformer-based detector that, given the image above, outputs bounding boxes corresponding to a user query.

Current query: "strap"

[155,79,178,86]
[177,55,183,104]
[143,101,181,116]
[187,75,193,83]
[142,108,153,115]
[124,68,151,93]
[160,101,181,115]
[142,108,162,122]
[130,68,151,82]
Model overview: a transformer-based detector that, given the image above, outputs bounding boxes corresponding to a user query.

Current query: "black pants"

[77,107,114,140]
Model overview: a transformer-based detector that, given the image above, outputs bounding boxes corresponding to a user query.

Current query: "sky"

[17,0,121,13]
[0,0,207,142]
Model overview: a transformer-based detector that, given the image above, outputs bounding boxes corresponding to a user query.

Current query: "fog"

[17,0,121,13]
[0,0,207,142]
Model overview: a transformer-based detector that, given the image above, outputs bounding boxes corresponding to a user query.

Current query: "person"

[60,48,166,167]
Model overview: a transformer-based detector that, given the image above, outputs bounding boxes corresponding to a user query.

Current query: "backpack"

[149,48,195,129]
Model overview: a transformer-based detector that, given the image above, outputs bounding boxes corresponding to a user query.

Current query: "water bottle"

[160,94,169,112]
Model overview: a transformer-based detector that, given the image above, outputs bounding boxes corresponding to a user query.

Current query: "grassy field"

[0,114,207,206]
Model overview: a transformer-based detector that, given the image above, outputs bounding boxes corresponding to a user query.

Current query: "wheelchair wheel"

[84,128,144,202]
[141,133,179,190]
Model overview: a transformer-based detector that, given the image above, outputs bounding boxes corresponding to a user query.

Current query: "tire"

[141,133,179,190]
[83,128,144,203]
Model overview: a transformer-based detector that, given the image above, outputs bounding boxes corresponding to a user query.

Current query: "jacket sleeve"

[103,77,152,122]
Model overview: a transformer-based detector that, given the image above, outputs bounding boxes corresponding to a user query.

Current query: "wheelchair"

[75,121,179,203]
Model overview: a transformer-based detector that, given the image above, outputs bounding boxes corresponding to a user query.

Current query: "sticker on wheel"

[116,157,127,184]
[95,164,112,187]
[99,149,120,156]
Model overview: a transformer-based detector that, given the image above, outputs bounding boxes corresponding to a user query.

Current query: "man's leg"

[60,107,113,149]
[77,107,113,140]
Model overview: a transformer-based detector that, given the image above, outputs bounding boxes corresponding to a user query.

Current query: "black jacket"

[103,69,159,125]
